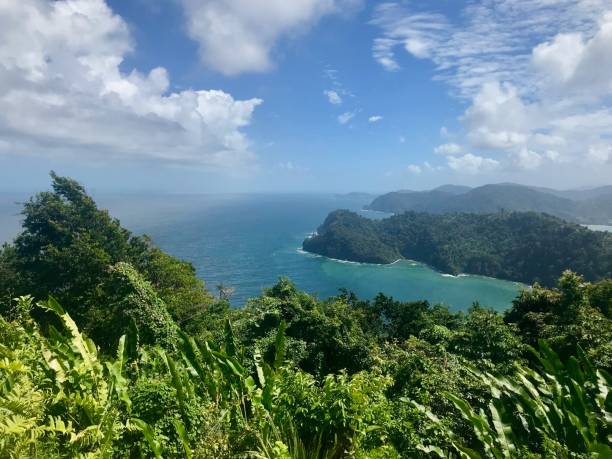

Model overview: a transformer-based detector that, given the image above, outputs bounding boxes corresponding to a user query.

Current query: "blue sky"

[0,0,611,192]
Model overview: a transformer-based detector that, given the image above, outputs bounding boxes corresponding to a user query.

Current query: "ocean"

[0,192,525,310]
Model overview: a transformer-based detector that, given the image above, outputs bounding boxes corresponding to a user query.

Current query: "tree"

[0,172,212,340]
[92,262,178,350]
[506,272,612,370]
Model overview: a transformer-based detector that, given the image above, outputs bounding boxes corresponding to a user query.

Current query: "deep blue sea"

[0,192,527,310]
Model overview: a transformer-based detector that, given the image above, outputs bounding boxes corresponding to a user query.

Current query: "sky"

[0,0,611,193]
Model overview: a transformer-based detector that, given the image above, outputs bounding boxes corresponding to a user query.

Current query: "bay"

[0,192,522,311]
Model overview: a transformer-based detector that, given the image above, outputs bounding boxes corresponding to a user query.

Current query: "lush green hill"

[303,209,612,285]
[367,183,612,224]
[432,184,472,195]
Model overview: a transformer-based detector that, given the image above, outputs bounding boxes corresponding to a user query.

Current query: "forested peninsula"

[1,174,611,458]
[302,209,612,286]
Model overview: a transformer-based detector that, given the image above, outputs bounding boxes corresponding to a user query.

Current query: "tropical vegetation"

[0,174,610,458]
[303,209,612,286]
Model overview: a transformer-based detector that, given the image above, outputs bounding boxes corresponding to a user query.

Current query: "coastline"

[296,247,402,267]
[298,245,525,286]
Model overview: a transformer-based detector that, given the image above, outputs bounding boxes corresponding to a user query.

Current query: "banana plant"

[415,340,612,458]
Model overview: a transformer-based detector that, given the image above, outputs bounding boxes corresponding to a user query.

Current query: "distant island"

[303,209,612,286]
[366,183,612,224]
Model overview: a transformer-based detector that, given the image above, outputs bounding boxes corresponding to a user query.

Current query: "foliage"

[506,271,612,371]
[92,262,179,349]
[0,172,213,349]
[418,341,612,458]
[303,209,612,286]
[0,174,610,458]
[0,296,131,458]
[450,305,524,366]
[136,245,214,335]
[236,278,376,377]
[4,289,609,458]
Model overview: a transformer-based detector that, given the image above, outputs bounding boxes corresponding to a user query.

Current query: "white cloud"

[371,0,607,98]
[423,161,442,172]
[368,115,383,123]
[533,133,566,147]
[324,90,342,105]
[0,0,262,168]
[278,161,295,170]
[514,148,543,170]
[407,164,422,174]
[588,144,612,163]
[338,111,356,125]
[276,160,310,174]
[372,2,612,179]
[434,143,462,155]
[462,82,532,150]
[447,153,499,174]
[372,38,400,71]
[532,12,612,97]
[545,150,561,162]
[469,129,529,151]
[532,33,586,84]
[370,4,448,70]
[181,0,363,75]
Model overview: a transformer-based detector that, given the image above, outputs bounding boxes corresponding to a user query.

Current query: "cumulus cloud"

[407,164,422,174]
[368,115,383,123]
[514,148,543,170]
[434,143,462,155]
[588,144,612,163]
[0,0,262,167]
[338,111,356,125]
[447,154,499,175]
[181,0,364,75]
[532,12,612,98]
[371,1,612,179]
[324,90,342,105]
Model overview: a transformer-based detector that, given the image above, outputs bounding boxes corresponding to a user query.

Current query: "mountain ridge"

[366,183,612,223]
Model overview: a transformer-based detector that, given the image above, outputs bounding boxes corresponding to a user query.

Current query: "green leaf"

[273,320,287,370]
[132,419,163,459]
[173,419,193,459]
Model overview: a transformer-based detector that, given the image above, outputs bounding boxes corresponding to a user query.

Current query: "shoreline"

[296,247,402,267]
[297,246,525,286]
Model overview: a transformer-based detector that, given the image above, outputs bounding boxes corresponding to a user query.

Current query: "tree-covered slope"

[0,172,214,349]
[367,183,612,223]
[303,209,612,285]
[303,211,400,264]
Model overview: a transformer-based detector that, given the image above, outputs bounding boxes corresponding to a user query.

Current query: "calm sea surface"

[0,193,523,310]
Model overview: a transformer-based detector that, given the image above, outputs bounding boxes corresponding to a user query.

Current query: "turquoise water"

[0,193,522,311]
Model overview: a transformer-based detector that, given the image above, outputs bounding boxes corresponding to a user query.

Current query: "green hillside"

[304,209,612,286]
